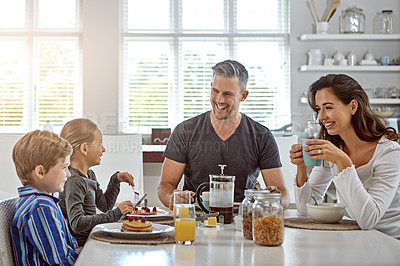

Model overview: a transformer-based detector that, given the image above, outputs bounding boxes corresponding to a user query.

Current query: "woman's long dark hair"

[308,74,398,147]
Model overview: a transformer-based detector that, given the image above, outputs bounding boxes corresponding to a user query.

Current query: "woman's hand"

[117,172,135,186]
[302,139,352,170]
[289,143,306,168]
[118,200,134,215]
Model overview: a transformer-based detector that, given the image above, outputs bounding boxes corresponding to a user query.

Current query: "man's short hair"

[12,130,72,186]
[212,60,249,92]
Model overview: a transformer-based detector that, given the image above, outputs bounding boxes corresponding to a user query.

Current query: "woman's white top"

[295,136,400,239]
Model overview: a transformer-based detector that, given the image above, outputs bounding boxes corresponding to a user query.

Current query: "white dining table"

[75,210,400,266]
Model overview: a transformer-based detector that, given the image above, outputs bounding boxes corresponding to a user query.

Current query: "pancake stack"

[122,217,153,232]
[132,206,158,215]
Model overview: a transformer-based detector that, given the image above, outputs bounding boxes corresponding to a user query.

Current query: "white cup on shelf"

[324,58,334,66]
[338,59,348,66]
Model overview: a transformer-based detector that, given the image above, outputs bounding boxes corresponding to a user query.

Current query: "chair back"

[256,135,298,204]
[274,135,298,204]
[0,197,18,266]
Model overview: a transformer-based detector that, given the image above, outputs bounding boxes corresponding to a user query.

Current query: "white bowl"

[373,106,395,118]
[306,203,346,223]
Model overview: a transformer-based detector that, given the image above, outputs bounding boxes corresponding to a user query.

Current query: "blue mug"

[302,139,322,167]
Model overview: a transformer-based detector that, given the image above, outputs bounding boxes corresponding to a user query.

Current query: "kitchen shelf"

[300,98,400,105]
[300,65,400,72]
[370,99,400,104]
[300,34,400,41]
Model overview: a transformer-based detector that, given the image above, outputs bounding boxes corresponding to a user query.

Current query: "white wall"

[81,0,120,134]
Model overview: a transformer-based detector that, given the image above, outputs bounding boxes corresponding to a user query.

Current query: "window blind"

[121,0,290,133]
[0,0,82,133]
[0,40,25,131]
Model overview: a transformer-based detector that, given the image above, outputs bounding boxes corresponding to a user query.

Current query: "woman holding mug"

[290,74,400,239]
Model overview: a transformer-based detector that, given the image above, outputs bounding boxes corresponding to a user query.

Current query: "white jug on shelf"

[307,49,327,66]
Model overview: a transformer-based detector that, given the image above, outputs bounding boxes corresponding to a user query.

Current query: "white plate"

[95,222,174,239]
[127,207,173,220]
[359,60,378,66]
[200,222,223,228]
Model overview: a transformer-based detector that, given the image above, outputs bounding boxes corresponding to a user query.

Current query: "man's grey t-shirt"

[164,111,282,202]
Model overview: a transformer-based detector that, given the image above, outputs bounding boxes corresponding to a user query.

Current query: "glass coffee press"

[196,164,235,224]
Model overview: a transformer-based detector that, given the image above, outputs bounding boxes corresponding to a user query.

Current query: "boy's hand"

[117,172,135,186]
[118,200,134,215]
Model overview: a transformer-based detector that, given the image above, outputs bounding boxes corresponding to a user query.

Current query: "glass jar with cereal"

[241,189,270,239]
[252,193,284,246]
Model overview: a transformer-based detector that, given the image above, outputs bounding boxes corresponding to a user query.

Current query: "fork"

[131,185,139,202]
[248,174,261,190]
[120,186,140,220]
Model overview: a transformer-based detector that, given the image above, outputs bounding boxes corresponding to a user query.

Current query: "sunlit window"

[0,0,81,133]
[121,0,290,133]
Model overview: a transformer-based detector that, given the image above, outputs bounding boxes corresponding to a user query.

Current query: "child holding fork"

[58,118,135,246]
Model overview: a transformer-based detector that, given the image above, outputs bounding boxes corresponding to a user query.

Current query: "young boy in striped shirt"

[11,130,80,265]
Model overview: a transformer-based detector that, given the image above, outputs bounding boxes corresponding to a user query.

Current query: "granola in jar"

[241,189,270,239]
[252,193,284,246]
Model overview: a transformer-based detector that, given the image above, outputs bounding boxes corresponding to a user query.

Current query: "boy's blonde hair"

[60,118,99,155]
[12,130,72,186]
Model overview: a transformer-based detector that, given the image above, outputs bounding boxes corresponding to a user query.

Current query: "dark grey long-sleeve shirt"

[59,167,122,246]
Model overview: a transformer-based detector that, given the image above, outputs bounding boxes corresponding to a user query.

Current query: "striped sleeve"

[24,205,79,265]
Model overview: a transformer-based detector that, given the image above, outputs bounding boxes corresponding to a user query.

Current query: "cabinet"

[299,33,400,108]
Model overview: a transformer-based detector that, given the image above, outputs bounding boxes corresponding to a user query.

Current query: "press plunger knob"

[218,164,227,175]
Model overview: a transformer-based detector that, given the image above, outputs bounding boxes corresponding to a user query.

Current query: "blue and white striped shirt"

[11,186,80,265]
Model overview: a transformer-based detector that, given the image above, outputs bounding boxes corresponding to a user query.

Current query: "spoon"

[248,174,261,190]
[325,0,340,22]
[310,0,320,22]
[311,196,319,206]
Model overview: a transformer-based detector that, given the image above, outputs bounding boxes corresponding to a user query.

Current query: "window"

[121,0,290,134]
[0,0,82,133]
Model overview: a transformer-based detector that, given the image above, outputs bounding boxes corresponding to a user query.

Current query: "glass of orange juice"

[174,203,196,245]
[173,191,191,220]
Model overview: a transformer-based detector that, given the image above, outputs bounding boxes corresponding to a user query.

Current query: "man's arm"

[158,157,186,209]
[261,167,289,209]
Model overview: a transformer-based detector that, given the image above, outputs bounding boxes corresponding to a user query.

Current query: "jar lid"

[382,10,393,13]
[346,7,363,12]
[244,189,270,197]
[254,192,281,200]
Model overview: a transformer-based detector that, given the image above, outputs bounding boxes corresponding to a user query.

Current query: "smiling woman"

[291,74,400,240]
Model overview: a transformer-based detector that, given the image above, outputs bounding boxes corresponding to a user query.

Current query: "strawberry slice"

[152,207,157,212]
[128,216,134,222]
[141,217,147,223]
[134,216,139,221]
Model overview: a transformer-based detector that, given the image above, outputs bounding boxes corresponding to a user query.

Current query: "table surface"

[75,210,400,266]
